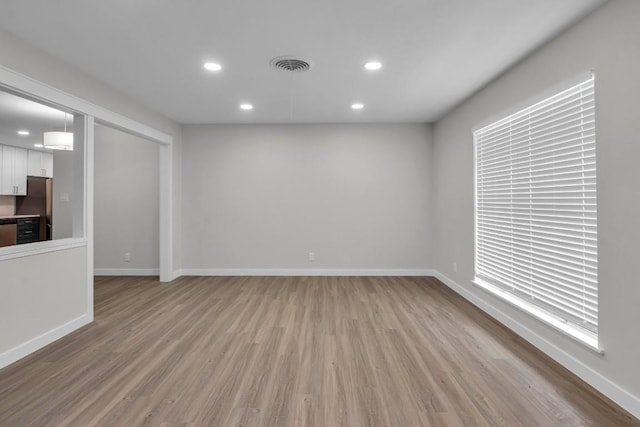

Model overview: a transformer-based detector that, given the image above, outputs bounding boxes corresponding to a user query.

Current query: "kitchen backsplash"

[0,195,15,216]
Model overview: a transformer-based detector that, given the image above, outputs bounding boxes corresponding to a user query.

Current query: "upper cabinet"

[27,150,53,178]
[1,145,28,196]
[0,146,53,196]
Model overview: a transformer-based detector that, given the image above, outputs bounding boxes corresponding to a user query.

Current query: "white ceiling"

[0,90,73,150]
[0,0,604,124]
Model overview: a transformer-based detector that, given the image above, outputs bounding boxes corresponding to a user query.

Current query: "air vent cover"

[270,56,312,72]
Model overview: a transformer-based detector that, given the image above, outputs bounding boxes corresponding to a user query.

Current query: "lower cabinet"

[17,217,40,244]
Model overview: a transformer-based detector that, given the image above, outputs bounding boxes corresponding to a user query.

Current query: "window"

[473,76,598,350]
[0,88,85,256]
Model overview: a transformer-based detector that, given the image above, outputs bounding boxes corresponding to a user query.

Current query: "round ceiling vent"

[270,56,312,72]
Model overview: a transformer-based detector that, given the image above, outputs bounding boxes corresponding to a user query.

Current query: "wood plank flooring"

[0,276,637,426]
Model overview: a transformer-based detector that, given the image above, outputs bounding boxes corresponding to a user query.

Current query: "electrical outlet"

[125,252,131,263]
[453,262,457,273]
[308,252,315,262]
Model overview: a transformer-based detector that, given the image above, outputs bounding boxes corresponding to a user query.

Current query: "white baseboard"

[168,270,183,281]
[180,268,436,277]
[432,270,640,420]
[94,268,160,276]
[0,313,92,370]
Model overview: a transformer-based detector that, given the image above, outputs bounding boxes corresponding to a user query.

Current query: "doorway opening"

[94,124,160,276]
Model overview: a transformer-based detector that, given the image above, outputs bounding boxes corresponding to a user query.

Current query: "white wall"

[431,0,640,415]
[0,247,87,361]
[182,124,432,273]
[51,149,74,239]
[94,125,159,274]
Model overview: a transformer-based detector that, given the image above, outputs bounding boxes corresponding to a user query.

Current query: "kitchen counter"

[0,215,41,219]
[0,215,40,225]
[0,215,41,246]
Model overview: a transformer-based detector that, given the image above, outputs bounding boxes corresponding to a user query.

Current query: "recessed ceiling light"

[204,62,222,71]
[351,103,364,110]
[34,144,43,148]
[364,61,382,71]
[17,130,30,136]
[240,103,253,111]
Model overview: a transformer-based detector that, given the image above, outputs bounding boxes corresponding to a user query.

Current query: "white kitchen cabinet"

[42,151,53,177]
[14,148,28,195]
[28,149,54,177]
[1,146,14,195]
[1,145,28,195]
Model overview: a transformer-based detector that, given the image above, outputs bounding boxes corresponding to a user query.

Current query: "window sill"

[0,238,87,262]
[472,278,603,355]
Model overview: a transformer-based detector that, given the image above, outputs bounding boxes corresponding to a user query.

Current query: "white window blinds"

[474,76,598,343]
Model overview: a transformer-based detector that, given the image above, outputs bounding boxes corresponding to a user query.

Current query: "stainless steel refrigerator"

[15,177,53,241]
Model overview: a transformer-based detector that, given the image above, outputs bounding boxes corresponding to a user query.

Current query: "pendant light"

[43,112,73,150]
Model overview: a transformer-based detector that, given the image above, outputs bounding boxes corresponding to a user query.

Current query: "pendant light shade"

[43,131,73,150]
[43,112,73,150]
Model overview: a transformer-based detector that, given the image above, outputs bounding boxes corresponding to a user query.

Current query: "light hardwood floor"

[0,276,637,426]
